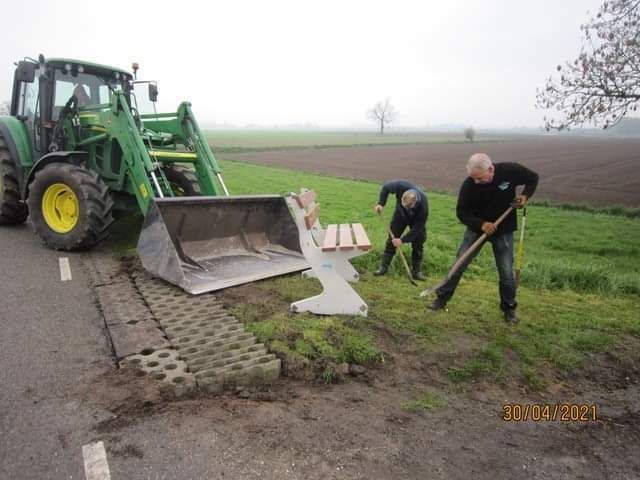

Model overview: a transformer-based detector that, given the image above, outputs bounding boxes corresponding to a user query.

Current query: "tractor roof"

[46,58,133,78]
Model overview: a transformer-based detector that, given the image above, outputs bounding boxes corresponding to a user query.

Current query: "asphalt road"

[0,224,286,480]
[0,223,115,478]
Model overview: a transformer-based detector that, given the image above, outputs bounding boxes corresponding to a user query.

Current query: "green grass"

[102,158,640,387]
[220,159,640,296]
[205,130,507,153]
[402,390,448,412]
[218,158,640,386]
[529,199,640,219]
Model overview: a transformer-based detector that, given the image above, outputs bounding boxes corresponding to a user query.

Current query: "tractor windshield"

[52,69,124,119]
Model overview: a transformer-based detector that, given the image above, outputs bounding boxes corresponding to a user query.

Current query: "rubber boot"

[374,254,393,276]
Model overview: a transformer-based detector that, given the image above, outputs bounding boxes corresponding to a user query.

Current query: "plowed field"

[223,136,640,207]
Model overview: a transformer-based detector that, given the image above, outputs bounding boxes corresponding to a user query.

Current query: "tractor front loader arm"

[177,102,228,196]
[105,91,170,215]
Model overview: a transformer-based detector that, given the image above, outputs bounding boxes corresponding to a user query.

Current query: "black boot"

[504,309,518,325]
[412,270,426,281]
[374,254,393,276]
[412,259,426,281]
[428,296,448,311]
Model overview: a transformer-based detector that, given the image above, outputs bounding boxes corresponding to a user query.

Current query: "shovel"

[515,207,527,287]
[378,213,417,286]
[419,206,514,297]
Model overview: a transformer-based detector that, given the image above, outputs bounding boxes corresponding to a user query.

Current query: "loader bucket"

[137,195,309,294]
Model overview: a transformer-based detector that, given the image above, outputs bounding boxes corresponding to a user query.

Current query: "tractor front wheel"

[27,163,114,250]
[0,136,28,225]
[164,165,201,196]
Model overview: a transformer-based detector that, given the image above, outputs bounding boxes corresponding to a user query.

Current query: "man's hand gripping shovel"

[376,208,418,286]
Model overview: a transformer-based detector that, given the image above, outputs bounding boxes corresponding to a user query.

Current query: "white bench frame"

[285,189,372,317]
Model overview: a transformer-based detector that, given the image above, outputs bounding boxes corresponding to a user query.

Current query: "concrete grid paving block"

[85,256,281,393]
[109,321,171,360]
[121,348,195,396]
[132,270,281,392]
[95,282,155,326]
[196,358,282,393]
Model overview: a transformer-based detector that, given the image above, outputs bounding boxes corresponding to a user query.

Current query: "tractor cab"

[10,57,134,156]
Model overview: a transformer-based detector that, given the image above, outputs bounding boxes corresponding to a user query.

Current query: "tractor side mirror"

[16,61,37,83]
[148,83,158,103]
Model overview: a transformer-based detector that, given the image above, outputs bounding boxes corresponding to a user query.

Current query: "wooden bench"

[285,189,372,316]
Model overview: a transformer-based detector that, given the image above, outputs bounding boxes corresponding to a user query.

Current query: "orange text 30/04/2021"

[502,404,598,422]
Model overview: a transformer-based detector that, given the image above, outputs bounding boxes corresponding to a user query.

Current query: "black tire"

[164,165,201,196]
[0,136,28,225]
[27,163,114,250]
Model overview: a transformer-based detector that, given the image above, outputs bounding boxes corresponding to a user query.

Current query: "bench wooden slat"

[304,203,321,230]
[295,190,317,209]
[321,224,338,252]
[339,224,354,250]
[351,223,372,251]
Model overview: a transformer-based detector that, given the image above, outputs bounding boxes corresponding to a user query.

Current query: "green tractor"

[0,55,307,293]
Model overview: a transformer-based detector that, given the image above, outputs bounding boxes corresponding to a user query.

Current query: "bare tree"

[367,98,398,135]
[537,0,640,130]
[464,126,475,142]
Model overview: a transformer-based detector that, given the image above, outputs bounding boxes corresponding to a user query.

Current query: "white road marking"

[82,441,111,480]
[59,257,72,282]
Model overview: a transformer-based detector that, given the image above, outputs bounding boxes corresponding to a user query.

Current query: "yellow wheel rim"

[42,183,79,233]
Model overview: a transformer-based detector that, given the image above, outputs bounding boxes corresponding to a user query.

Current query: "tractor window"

[52,70,112,119]
[23,78,39,121]
[131,82,157,116]
[99,85,111,104]
[53,80,78,107]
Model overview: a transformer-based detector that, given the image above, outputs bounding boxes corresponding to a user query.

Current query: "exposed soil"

[80,345,640,480]
[79,256,640,479]
[79,308,640,480]
[223,135,640,207]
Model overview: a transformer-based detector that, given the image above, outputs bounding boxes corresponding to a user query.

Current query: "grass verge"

[102,158,640,388]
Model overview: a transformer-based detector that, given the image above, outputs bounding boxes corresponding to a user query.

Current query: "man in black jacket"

[429,153,538,324]
[373,180,429,280]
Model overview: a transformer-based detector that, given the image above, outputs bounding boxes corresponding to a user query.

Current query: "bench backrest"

[292,190,321,231]
[290,189,372,252]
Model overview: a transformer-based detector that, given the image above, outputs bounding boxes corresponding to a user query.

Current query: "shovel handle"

[378,212,417,286]
[515,207,527,287]
[387,227,418,286]
[420,206,514,297]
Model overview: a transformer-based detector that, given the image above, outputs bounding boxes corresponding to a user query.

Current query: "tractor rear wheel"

[0,136,28,225]
[27,163,114,250]
[164,165,201,196]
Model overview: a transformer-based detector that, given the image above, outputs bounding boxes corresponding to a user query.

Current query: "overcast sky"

[0,0,602,128]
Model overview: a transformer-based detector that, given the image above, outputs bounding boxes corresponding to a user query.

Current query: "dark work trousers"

[384,209,427,270]
[436,229,517,311]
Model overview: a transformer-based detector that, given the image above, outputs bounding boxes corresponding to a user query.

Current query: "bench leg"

[301,251,361,282]
[291,260,368,316]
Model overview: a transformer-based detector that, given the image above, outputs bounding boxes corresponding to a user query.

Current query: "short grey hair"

[467,153,492,174]
[401,189,418,208]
